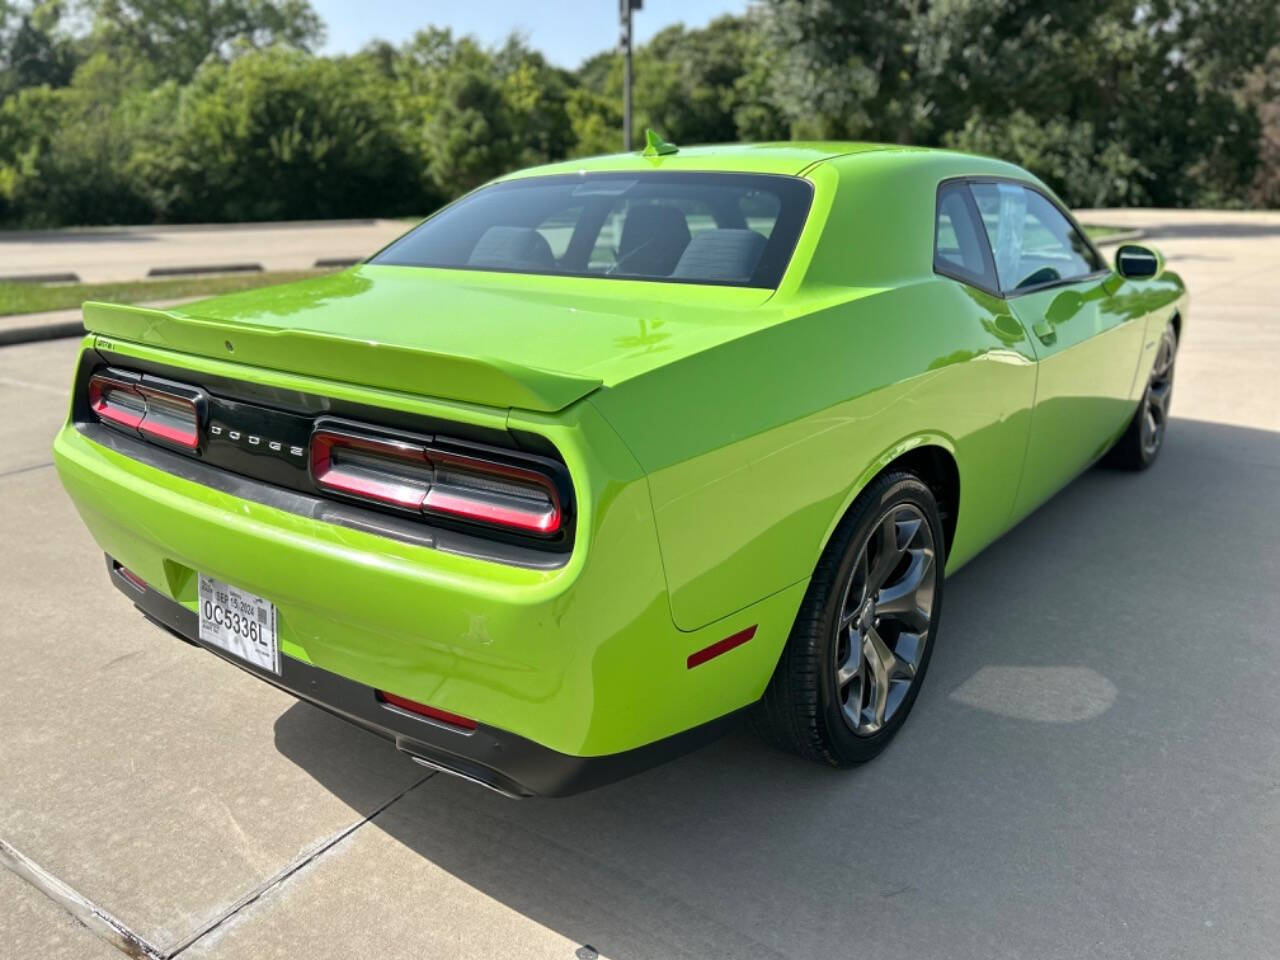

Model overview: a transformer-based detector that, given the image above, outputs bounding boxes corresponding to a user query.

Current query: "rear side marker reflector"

[378,691,477,731]
[687,625,757,669]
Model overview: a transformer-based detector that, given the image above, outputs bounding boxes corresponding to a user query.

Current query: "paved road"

[1,209,1278,959]
[0,220,412,283]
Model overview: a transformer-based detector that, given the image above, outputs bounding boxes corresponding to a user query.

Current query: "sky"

[312,0,749,68]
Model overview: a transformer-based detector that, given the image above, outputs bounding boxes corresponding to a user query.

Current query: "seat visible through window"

[672,229,767,282]
[467,226,557,271]
[616,203,692,277]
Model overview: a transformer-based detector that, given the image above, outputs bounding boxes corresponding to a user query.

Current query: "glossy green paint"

[55,333,806,756]
[54,142,1187,759]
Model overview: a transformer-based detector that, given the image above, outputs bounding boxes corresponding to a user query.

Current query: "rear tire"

[1105,320,1178,471]
[751,471,945,766]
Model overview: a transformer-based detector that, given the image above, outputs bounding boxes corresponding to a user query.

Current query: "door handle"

[1032,320,1056,344]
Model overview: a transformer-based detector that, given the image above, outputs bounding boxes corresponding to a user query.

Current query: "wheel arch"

[817,434,961,567]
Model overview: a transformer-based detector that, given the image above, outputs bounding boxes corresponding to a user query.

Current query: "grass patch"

[1082,224,1130,240]
[0,269,337,318]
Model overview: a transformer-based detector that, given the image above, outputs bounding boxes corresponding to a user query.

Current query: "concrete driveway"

[1,209,1278,959]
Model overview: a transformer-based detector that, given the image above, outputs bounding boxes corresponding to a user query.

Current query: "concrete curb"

[147,262,262,277]
[0,319,84,347]
[0,272,80,284]
[0,296,202,348]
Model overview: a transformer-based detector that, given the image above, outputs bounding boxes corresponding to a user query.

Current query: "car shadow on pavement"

[273,416,1280,959]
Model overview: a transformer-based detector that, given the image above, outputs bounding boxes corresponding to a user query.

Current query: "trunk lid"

[83,265,778,413]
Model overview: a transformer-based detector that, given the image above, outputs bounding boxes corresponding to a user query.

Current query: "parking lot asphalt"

[1,209,1278,960]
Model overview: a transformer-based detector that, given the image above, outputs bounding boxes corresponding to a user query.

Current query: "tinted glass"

[372,172,814,288]
[934,183,996,291]
[969,182,1103,292]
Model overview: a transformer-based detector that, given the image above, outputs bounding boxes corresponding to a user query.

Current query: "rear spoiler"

[82,301,603,413]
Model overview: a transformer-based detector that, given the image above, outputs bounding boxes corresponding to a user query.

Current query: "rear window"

[371,172,814,289]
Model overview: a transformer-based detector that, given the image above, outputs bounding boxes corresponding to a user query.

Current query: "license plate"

[198,574,279,674]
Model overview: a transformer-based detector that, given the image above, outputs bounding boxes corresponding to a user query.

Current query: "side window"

[969,182,1102,293]
[934,182,997,292]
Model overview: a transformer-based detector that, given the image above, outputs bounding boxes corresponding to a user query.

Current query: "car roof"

[500,141,916,179]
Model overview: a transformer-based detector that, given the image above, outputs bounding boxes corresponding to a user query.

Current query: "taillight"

[87,371,202,451]
[137,386,200,449]
[310,430,432,510]
[310,422,564,537]
[423,453,560,534]
[88,373,146,431]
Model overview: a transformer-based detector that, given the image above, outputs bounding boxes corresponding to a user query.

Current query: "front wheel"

[752,471,944,766]
[1105,320,1178,470]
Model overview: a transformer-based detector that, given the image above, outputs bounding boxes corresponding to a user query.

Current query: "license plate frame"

[197,574,280,675]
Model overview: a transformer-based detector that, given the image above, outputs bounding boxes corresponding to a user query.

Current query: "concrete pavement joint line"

[0,460,54,479]
[166,772,435,957]
[0,837,165,960]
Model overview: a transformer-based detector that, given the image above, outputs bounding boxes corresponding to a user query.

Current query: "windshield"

[371,172,814,289]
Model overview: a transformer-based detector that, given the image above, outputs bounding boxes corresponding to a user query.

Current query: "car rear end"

[52,157,833,795]
[53,328,793,796]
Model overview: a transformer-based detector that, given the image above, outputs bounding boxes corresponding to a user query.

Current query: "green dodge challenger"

[53,140,1187,796]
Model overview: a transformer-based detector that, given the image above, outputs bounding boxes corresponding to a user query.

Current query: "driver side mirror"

[1115,243,1163,280]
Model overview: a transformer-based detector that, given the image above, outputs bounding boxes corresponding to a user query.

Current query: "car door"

[968,181,1146,520]
[931,180,1039,554]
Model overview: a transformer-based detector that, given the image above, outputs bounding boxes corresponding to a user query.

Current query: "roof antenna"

[642,128,678,157]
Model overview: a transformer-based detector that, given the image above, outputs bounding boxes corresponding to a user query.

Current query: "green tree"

[576,15,772,148]
[759,0,931,143]
[422,66,522,195]
[759,0,1280,207]
[390,30,574,198]
[140,47,425,222]
[1,2,80,96]
[1248,44,1280,206]
[0,52,162,225]
[85,0,324,82]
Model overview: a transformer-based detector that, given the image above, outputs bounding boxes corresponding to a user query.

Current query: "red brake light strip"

[88,375,146,431]
[88,373,200,450]
[310,431,431,510]
[311,430,562,535]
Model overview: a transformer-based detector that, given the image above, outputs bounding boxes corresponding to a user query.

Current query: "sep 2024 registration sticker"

[198,574,280,674]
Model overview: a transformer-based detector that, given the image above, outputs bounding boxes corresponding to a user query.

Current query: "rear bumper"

[109,556,743,797]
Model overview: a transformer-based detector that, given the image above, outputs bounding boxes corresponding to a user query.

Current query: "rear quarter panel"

[591,152,1043,631]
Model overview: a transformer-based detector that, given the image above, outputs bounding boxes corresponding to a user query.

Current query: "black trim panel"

[85,423,566,570]
[72,346,576,564]
[107,556,745,798]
